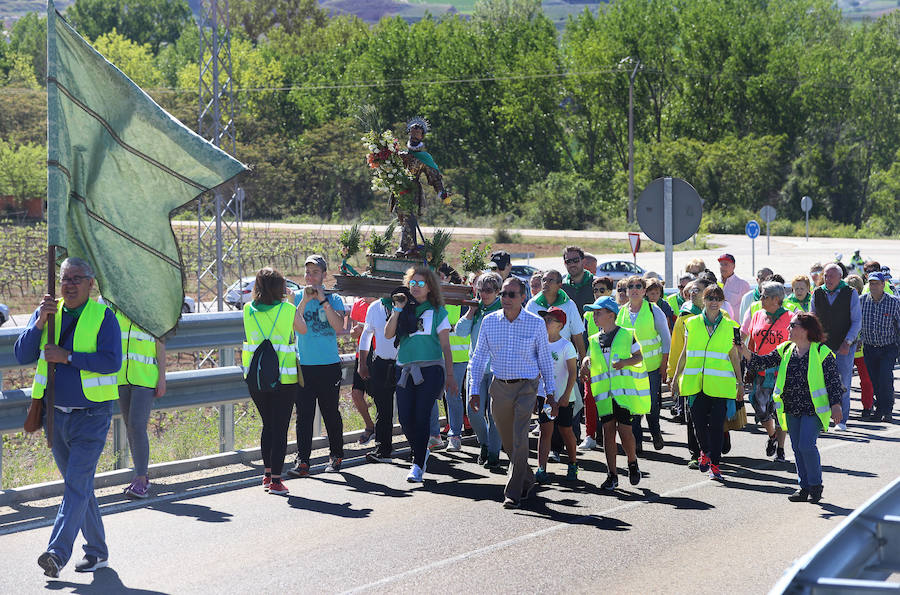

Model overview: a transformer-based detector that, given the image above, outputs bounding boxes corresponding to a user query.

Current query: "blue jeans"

[786,414,822,488]
[835,351,854,423]
[467,372,502,456]
[863,343,898,418]
[632,368,662,444]
[430,361,467,437]
[396,365,445,468]
[47,402,113,565]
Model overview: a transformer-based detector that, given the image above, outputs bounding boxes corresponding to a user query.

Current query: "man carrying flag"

[17,2,248,578]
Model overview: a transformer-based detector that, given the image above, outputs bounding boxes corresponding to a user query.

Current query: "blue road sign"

[746,220,760,239]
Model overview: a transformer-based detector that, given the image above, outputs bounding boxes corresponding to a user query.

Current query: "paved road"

[1,381,899,594]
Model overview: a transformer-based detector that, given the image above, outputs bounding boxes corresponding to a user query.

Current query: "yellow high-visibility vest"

[116,311,159,388]
[679,314,739,399]
[616,300,663,371]
[589,327,650,417]
[241,302,299,385]
[447,304,470,363]
[773,341,833,432]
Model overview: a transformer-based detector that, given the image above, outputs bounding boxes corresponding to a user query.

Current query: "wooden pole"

[45,246,56,448]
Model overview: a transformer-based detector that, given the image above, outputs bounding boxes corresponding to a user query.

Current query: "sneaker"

[578,436,597,451]
[287,462,309,478]
[427,436,445,451]
[628,460,641,485]
[502,497,519,509]
[548,450,561,463]
[447,436,462,452]
[883,414,894,423]
[765,435,777,457]
[600,475,618,490]
[483,453,501,470]
[788,488,810,502]
[74,554,108,573]
[774,448,786,463]
[268,479,289,495]
[566,463,579,481]
[721,431,732,455]
[358,427,375,445]
[38,551,61,578]
[698,453,711,473]
[688,458,699,470]
[324,457,342,472]
[535,467,550,484]
[406,464,423,483]
[708,464,724,481]
[124,479,149,499]
[477,445,489,465]
[808,484,824,503]
[837,422,847,431]
[262,475,271,491]
[861,409,874,421]
[652,433,665,451]
[366,451,391,464]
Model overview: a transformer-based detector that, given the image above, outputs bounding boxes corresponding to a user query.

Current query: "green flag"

[46,0,247,338]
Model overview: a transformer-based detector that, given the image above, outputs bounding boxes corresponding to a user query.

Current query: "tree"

[66,0,193,54]
[229,0,327,42]
[9,12,47,85]
[0,139,46,210]
[93,30,164,88]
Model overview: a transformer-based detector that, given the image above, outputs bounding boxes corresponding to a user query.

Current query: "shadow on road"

[147,501,233,523]
[286,495,372,518]
[516,495,632,531]
[816,501,855,520]
[313,471,413,498]
[45,567,169,594]
[820,465,877,478]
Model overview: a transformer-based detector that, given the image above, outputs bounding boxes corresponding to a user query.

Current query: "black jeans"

[367,356,397,457]
[690,393,728,465]
[249,384,295,475]
[295,363,344,462]
[685,403,700,459]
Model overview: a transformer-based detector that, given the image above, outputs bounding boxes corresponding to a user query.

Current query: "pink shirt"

[722,274,751,316]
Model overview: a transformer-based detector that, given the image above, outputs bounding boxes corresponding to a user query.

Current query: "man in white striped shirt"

[469,277,556,508]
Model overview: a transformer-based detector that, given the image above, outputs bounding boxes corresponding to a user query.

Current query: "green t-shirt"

[397,302,450,365]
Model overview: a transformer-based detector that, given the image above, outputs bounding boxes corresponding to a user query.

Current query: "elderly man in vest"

[811,263,861,429]
[15,257,122,578]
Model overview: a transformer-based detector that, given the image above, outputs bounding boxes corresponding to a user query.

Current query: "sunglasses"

[627,284,643,290]
[705,297,723,302]
[408,280,426,288]
[617,288,627,293]
[564,257,582,264]
[789,321,800,328]
[499,291,519,298]
[593,287,610,294]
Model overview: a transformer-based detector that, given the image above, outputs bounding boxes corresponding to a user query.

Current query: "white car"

[225,276,303,309]
[0,303,8,326]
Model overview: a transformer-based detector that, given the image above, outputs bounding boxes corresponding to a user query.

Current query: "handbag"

[724,400,747,431]
[24,398,44,433]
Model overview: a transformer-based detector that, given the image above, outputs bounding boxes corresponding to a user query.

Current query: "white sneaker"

[548,450,561,463]
[427,436,445,451]
[837,422,847,431]
[406,464,423,483]
[578,436,597,451]
[447,436,462,451]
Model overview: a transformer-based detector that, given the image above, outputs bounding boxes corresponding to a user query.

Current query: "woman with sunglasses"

[740,313,843,502]
[615,279,629,306]
[455,272,504,468]
[385,266,458,483]
[673,285,743,480]
[616,276,671,453]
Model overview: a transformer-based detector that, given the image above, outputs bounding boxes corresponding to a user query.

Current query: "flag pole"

[45,245,56,448]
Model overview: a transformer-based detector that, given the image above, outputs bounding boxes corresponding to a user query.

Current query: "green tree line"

[1,0,899,233]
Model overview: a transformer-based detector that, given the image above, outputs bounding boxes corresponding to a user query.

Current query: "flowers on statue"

[362,129,416,212]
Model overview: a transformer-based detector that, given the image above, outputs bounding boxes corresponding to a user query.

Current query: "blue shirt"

[294,292,345,365]
[14,303,122,408]
[467,307,556,396]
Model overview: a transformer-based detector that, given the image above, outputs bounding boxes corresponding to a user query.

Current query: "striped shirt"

[859,292,900,347]
[468,307,556,396]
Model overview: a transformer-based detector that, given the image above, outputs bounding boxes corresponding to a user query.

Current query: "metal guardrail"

[0,312,357,490]
[771,475,900,594]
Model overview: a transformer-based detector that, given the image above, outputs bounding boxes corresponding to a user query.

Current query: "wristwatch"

[67,352,73,364]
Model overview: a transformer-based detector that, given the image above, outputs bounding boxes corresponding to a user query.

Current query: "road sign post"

[801,195,813,242]
[628,232,641,265]
[746,220,760,278]
[759,206,777,256]
[636,177,702,290]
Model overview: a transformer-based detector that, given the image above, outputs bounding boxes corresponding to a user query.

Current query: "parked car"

[510,264,540,284]
[225,276,303,309]
[182,296,196,313]
[0,303,8,326]
[596,260,664,285]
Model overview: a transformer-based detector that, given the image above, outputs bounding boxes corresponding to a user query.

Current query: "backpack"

[245,304,284,393]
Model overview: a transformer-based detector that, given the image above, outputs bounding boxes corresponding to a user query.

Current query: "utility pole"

[627,58,641,224]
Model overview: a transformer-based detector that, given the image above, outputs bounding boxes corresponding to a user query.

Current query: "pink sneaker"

[124,479,150,499]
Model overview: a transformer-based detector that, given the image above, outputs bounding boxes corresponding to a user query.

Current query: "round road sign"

[636,177,703,245]
[759,205,777,223]
[800,196,812,213]
[746,220,760,239]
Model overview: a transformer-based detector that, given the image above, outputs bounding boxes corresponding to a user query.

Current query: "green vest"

[679,314,738,399]
[616,300,663,371]
[665,293,683,314]
[784,295,810,313]
[397,303,446,365]
[32,299,120,402]
[773,341,833,432]
[447,304,470,363]
[241,302,299,384]
[749,300,762,318]
[116,311,159,388]
[589,328,650,417]
[584,311,599,339]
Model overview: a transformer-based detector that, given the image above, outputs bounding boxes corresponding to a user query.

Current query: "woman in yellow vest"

[741,313,844,503]
[784,275,812,313]
[673,285,743,481]
[241,267,307,496]
[115,308,167,499]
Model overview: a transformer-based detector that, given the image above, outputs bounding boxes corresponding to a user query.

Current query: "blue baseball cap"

[867,272,887,283]
[584,295,619,315]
